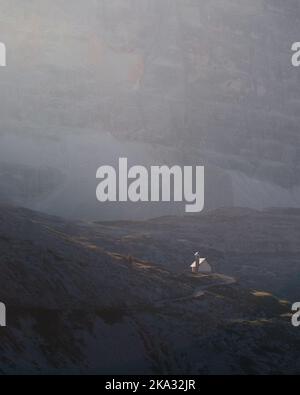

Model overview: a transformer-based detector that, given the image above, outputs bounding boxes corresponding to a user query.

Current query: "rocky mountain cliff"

[0,1,300,219]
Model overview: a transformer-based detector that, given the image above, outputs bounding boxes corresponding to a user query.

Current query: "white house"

[191,252,212,274]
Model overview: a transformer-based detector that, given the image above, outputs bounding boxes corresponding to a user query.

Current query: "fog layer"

[0,1,299,219]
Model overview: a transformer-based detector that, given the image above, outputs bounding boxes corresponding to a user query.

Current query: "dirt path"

[155,274,236,306]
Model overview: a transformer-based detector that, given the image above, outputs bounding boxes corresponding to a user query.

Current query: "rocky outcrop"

[0,2,300,218]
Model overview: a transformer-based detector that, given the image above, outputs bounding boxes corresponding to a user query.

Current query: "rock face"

[0,162,64,207]
[0,2,300,219]
[0,205,299,374]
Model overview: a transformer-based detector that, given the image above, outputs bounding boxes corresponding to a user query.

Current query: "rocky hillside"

[91,207,300,300]
[0,205,299,374]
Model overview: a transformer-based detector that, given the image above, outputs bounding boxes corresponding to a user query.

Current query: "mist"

[0,0,300,220]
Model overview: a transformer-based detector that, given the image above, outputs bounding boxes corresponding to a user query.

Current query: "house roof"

[191,258,207,267]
